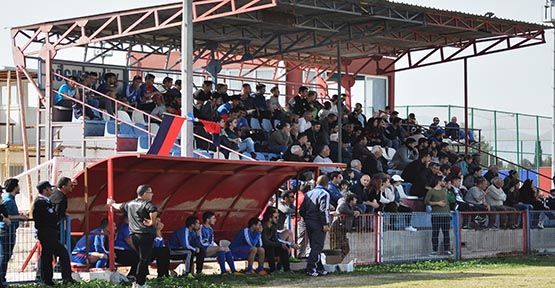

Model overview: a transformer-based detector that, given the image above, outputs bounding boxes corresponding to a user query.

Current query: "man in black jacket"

[262,207,290,273]
[33,181,75,286]
[49,177,74,223]
[300,175,331,277]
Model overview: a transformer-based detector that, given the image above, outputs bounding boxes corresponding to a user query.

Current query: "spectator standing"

[300,175,331,277]
[327,172,343,208]
[330,193,360,261]
[108,185,158,288]
[424,176,452,255]
[0,179,27,285]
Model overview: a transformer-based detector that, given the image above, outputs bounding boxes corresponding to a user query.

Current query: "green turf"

[13,255,555,287]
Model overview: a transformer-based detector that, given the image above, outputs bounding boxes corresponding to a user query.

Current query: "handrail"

[396,104,551,119]
[53,73,254,160]
[477,162,552,195]
[56,90,211,159]
[378,110,552,183]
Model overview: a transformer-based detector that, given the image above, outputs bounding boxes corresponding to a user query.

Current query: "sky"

[1,0,553,117]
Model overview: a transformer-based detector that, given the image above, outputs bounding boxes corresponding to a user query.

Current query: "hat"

[36,181,54,192]
[391,175,404,182]
[3,178,19,192]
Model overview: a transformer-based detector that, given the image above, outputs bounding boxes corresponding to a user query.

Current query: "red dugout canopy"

[67,154,344,239]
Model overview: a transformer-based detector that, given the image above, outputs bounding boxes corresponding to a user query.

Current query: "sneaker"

[429,251,438,256]
[256,270,268,276]
[404,226,417,232]
[306,271,319,277]
[444,251,453,256]
[538,222,545,229]
[317,270,328,276]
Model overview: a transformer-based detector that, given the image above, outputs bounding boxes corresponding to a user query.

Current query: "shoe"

[404,226,417,232]
[62,278,78,284]
[256,270,268,276]
[430,251,438,256]
[306,271,319,277]
[444,251,453,256]
[317,270,328,276]
[538,222,545,229]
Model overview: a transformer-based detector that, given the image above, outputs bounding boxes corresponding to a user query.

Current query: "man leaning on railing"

[0,179,28,286]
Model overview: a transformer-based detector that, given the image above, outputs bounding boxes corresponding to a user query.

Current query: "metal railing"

[52,73,255,160]
[313,211,550,267]
[396,104,552,171]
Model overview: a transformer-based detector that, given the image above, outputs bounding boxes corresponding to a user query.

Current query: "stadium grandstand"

[0,0,553,286]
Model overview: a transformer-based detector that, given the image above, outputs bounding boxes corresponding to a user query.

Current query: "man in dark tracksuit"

[32,181,75,286]
[300,175,331,277]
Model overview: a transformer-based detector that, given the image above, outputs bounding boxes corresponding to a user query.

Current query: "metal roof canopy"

[11,0,549,72]
[67,154,344,239]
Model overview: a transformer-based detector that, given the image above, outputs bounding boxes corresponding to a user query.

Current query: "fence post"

[523,210,530,254]
[453,211,461,260]
[375,212,383,264]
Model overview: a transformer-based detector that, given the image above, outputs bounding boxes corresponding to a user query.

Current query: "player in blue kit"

[71,219,110,268]
[199,212,237,274]
[229,217,267,275]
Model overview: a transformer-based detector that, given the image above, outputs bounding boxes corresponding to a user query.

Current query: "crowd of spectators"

[55,72,183,121]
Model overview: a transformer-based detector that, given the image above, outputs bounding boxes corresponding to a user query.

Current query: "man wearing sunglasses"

[108,185,157,288]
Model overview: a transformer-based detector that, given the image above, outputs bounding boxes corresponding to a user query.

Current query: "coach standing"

[32,181,74,286]
[108,184,158,288]
[300,175,331,277]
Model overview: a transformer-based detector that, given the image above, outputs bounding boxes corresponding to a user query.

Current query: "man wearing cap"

[108,185,158,288]
[33,181,75,286]
[0,179,28,284]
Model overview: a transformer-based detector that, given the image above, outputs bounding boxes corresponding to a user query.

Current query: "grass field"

[15,255,555,287]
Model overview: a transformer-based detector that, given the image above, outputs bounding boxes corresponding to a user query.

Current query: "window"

[9,164,24,177]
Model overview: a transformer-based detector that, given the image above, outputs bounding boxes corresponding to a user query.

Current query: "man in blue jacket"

[169,216,205,275]
[229,218,267,275]
[300,175,331,277]
[71,219,110,268]
[200,212,237,274]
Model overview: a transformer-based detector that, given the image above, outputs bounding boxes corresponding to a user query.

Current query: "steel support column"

[336,43,342,163]
[464,59,469,154]
[182,0,194,157]
[107,158,115,271]
[552,27,555,188]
